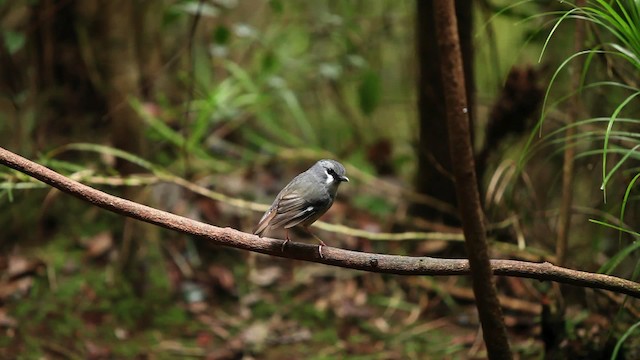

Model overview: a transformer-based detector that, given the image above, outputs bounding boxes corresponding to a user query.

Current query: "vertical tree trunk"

[433,0,512,358]
[30,0,105,152]
[556,0,586,266]
[545,1,587,357]
[102,0,144,174]
[413,0,474,223]
[101,0,151,280]
[136,0,166,99]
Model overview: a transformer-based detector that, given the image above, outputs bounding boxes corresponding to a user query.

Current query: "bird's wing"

[269,189,313,229]
[277,191,310,213]
[269,190,317,229]
[254,186,310,236]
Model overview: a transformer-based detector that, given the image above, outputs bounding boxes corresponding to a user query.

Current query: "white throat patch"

[324,170,334,184]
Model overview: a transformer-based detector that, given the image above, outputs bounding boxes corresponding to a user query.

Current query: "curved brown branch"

[1,146,640,298]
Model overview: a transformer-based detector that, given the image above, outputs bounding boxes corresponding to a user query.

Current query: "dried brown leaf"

[208,264,237,292]
[7,255,42,279]
[249,266,282,287]
[0,276,33,300]
[0,308,17,328]
[83,231,113,259]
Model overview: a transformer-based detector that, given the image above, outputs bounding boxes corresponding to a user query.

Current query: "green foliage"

[2,30,25,54]
[527,1,640,350]
[352,195,394,217]
[213,25,231,45]
[312,326,339,344]
[290,300,330,326]
[528,0,640,240]
[251,299,278,319]
[153,306,189,328]
[132,0,415,178]
[535,0,640,191]
[358,70,381,116]
[577,0,640,70]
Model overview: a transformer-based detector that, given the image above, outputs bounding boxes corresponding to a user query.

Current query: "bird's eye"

[327,168,336,176]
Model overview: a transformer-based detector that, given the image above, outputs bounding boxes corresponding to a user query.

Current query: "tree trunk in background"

[556,0,586,267]
[413,0,474,224]
[102,0,144,174]
[136,0,166,99]
[101,0,158,283]
[30,0,106,152]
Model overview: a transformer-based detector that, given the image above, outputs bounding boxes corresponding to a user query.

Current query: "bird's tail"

[254,208,276,237]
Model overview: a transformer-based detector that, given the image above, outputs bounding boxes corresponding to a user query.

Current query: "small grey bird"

[254,159,349,258]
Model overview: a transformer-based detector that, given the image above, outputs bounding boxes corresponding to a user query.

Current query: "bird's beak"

[340,175,349,182]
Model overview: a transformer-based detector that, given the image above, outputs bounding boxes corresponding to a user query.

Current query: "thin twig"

[556,0,586,266]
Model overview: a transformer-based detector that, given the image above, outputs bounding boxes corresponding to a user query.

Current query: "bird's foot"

[317,239,328,258]
[303,226,327,258]
[281,230,290,252]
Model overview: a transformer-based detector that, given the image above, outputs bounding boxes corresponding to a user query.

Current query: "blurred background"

[1,0,639,358]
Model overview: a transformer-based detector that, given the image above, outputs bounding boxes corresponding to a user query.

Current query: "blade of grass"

[611,319,640,360]
[600,91,640,201]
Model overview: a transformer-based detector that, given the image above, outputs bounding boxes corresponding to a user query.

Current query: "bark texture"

[432,1,512,358]
[413,0,473,223]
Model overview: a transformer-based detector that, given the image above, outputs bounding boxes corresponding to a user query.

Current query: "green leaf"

[269,0,284,13]
[358,70,381,116]
[261,51,279,73]
[3,30,26,54]
[213,25,231,44]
